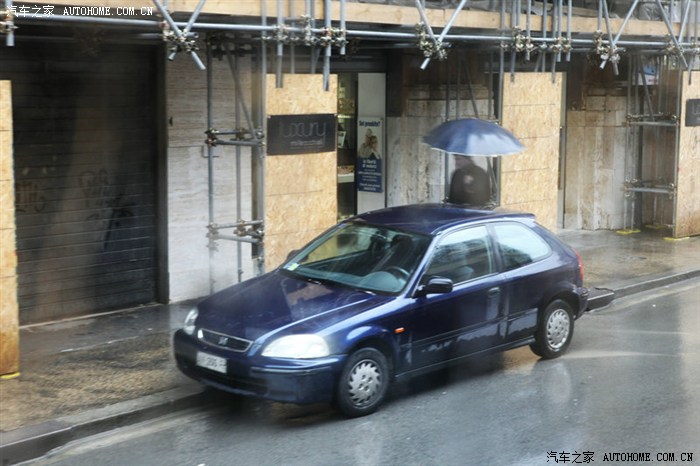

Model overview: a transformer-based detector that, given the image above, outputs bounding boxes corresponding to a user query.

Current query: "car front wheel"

[335,347,390,418]
[531,299,574,359]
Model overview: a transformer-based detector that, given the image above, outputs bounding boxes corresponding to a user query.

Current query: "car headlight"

[262,334,330,359]
[183,308,198,335]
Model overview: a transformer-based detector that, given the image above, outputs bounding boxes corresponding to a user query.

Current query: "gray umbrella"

[423,118,525,157]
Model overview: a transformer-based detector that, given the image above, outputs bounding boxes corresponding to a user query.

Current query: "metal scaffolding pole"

[2,0,16,46]
[510,0,518,78]
[308,0,318,74]
[276,0,284,87]
[256,21,267,274]
[234,44,245,283]
[340,0,346,56]
[206,38,216,293]
[323,0,331,91]
[671,62,683,235]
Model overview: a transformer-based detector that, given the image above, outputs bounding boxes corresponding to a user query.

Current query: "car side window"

[492,223,551,271]
[425,226,495,283]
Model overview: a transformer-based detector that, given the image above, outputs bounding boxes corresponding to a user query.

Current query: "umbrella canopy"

[423,118,525,157]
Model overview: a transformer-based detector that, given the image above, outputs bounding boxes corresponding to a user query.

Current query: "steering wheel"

[385,266,410,280]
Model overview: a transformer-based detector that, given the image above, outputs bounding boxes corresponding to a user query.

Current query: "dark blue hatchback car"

[174,204,588,417]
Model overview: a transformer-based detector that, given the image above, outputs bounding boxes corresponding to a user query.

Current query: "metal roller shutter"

[2,39,159,324]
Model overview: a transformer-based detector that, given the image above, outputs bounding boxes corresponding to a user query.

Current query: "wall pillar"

[0,81,19,377]
[264,74,338,269]
[675,73,700,238]
[500,73,563,231]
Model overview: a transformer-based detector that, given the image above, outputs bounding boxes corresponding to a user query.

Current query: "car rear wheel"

[335,347,389,418]
[531,299,574,359]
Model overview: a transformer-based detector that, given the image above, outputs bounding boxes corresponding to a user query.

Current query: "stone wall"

[564,88,627,230]
[676,72,700,238]
[0,81,18,376]
[166,47,255,301]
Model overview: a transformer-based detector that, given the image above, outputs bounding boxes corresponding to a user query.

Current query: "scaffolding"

[622,54,684,232]
[2,0,699,281]
[203,35,266,288]
[3,1,698,80]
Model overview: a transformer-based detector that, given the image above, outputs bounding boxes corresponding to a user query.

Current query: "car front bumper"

[173,330,346,405]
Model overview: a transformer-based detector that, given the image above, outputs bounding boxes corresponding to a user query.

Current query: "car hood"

[196,270,393,342]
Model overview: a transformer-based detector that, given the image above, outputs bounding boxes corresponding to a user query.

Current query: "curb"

[586,269,700,312]
[0,385,207,465]
[613,269,700,300]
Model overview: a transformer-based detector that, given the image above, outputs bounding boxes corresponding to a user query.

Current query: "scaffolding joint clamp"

[262,23,292,45]
[319,26,347,49]
[663,35,683,57]
[503,27,536,57]
[0,7,18,35]
[549,36,572,54]
[160,20,199,56]
[205,128,219,147]
[601,45,622,64]
[206,224,220,251]
[416,23,448,61]
[299,15,317,47]
[593,30,621,65]
[691,39,700,53]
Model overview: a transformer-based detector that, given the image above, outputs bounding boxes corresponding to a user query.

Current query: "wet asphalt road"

[29,279,699,466]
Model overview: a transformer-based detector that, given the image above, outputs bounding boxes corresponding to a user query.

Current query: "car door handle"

[488,287,501,297]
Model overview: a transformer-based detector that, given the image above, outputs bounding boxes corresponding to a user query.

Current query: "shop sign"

[686,99,700,127]
[267,114,337,155]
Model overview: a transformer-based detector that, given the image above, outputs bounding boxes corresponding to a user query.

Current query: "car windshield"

[281,222,432,294]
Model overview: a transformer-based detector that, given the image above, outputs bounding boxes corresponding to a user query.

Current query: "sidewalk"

[1,229,699,464]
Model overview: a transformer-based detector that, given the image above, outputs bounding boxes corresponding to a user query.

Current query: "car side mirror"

[414,276,453,297]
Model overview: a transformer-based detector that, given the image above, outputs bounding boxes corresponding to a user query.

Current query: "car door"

[490,222,554,343]
[406,226,507,371]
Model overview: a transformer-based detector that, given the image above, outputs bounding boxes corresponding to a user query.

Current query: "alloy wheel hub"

[546,309,570,350]
[347,360,381,406]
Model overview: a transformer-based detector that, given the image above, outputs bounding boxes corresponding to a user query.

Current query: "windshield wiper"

[281,268,377,295]
[281,268,336,286]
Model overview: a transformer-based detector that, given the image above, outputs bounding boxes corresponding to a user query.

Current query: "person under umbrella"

[423,118,525,209]
[448,155,492,208]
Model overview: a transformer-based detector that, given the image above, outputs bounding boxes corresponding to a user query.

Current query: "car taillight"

[575,250,584,282]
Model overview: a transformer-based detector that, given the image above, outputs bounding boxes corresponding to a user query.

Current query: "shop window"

[337,73,357,219]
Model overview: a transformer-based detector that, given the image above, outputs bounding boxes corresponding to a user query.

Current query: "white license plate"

[196,351,227,374]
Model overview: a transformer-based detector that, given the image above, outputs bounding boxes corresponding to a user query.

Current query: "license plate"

[196,351,227,374]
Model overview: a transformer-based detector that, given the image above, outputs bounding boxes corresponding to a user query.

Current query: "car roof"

[349,203,535,236]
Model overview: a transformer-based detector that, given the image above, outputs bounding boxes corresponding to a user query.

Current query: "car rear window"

[492,223,551,271]
[425,226,495,283]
